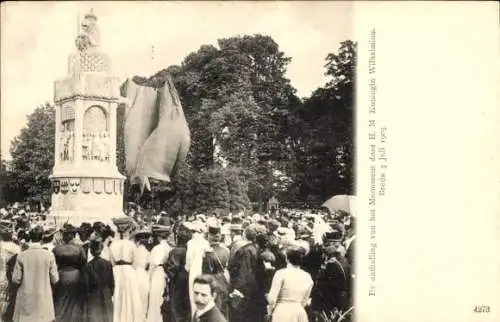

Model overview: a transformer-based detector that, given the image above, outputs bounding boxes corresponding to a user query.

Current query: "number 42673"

[474,305,490,313]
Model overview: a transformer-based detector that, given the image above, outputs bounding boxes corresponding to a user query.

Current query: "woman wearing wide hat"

[109,217,144,322]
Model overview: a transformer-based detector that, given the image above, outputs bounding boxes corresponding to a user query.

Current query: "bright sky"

[0,1,352,160]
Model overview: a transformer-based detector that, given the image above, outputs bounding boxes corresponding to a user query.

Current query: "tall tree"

[216,35,300,201]
[118,36,356,211]
[292,41,356,204]
[0,160,21,206]
[8,102,55,204]
[143,35,299,173]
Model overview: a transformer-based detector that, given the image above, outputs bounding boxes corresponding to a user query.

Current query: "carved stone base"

[49,171,126,226]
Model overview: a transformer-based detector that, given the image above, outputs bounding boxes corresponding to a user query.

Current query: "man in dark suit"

[191,274,226,322]
[228,224,267,322]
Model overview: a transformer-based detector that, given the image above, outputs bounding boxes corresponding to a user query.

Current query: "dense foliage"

[2,36,356,213]
[2,103,55,207]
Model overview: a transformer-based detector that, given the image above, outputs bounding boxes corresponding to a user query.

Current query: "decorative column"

[49,9,126,225]
[109,101,118,167]
[74,99,84,165]
[54,106,61,167]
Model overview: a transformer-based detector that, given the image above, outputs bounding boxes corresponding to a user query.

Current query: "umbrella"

[321,195,357,217]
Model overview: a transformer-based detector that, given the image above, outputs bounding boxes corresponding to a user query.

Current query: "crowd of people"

[0,205,355,322]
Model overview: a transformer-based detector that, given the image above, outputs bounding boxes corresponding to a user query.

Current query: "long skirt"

[83,287,113,322]
[113,265,144,322]
[145,266,165,322]
[272,302,308,322]
[53,268,84,322]
[230,294,267,322]
[167,269,190,322]
[135,267,149,321]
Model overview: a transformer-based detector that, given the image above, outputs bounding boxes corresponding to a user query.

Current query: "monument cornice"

[54,94,120,104]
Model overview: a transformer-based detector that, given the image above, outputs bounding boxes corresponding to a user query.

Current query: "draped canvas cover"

[123,76,190,192]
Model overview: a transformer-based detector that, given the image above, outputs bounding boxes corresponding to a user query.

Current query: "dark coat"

[2,254,19,322]
[202,244,230,319]
[311,256,351,312]
[228,243,266,322]
[52,243,86,322]
[165,245,191,322]
[193,305,227,322]
[301,243,324,281]
[81,256,114,322]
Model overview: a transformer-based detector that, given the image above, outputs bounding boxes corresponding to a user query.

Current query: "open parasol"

[321,195,357,217]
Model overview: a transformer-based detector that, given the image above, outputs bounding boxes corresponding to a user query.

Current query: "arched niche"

[82,105,110,161]
[83,105,108,134]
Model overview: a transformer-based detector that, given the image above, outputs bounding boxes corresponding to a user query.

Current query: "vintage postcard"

[1,2,499,322]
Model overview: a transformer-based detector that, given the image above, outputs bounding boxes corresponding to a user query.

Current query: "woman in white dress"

[267,246,313,322]
[146,225,172,322]
[100,226,115,262]
[109,219,144,322]
[132,231,151,322]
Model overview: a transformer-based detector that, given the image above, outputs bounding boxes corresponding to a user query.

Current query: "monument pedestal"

[48,165,125,226]
[48,10,126,226]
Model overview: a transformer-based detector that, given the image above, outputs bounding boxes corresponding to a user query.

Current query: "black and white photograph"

[3,2,499,322]
[1,2,355,322]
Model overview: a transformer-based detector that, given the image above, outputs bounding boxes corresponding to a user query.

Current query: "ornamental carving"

[93,178,104,194]
[60,179,70,194]
[81,179,92,194]
[53,180,60,194]
[60,120,75,162]
[75,9,100,52]
[114,179,120,194]
[105,179,114,194]
[82,105,110,162]
[82,132,110,161]
[70,178,80,194]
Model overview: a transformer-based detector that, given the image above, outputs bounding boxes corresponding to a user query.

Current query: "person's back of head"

[29,226,44,243]
[61,224,78,244]
[90,238,104,257]
[101,226,115,241]
[78,223,93,242]
[176,228,192,246]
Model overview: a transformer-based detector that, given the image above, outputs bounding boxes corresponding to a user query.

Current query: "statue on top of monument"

[75,9,100,52]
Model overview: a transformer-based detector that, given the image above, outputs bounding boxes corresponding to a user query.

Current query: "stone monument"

[49,10,125,225]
